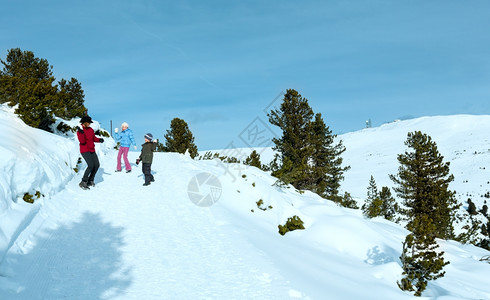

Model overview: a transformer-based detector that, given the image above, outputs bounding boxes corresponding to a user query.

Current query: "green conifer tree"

[268,89,349,200]
[244,150,263,170]
[0,48,57,128]
[390,131,460,240]
[362,176,383,218]
[164,117,198,158]
[155,140,165,152]
[338,191,359,209]
[398,215,449,296]
[309,113,349,200]
[391,131,456,296]
[268,89,314,189]
[0,48,86,130]
[54,78,86,120]
[379,186,398,221]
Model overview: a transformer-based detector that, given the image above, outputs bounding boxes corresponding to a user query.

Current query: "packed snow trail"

[0,151,294,299]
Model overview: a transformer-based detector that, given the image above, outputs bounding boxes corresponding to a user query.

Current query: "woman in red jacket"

[77,116,104,190]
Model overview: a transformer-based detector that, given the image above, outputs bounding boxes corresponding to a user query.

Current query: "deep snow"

[1,105,490,299]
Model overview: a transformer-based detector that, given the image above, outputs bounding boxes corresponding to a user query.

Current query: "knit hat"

[144,133,153,141]
[121,122,129,128]
[80,116,93,124]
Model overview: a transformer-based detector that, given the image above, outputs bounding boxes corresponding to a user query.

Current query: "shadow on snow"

[0,212,132,299]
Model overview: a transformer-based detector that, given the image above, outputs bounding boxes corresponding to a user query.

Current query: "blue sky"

[2,0,490,150]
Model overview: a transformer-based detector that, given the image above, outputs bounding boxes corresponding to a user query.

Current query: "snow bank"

[0,104,114,263]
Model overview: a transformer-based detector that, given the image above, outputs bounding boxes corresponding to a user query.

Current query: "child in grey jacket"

[136,133,158,186]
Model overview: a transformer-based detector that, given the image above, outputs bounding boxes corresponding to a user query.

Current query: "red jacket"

[77,126,101,153]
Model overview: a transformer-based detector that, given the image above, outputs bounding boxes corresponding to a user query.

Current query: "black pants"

[142,163,154,184]
[81,152,100,183]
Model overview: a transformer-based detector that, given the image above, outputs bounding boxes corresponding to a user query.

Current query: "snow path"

[0,152,294,299]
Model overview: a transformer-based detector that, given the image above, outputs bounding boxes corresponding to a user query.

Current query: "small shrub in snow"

[467,199,478,215]
[481,205,488,217]
[73,157,82,173]
[338,192,359,209]
[244,150,266,171]
[95,129,110,137]
[256,199,272,211]
[23,193,33,203]
[56,122,72,134]
[278,215,305,236]
[23,191,43,204]
[225,156,240,163]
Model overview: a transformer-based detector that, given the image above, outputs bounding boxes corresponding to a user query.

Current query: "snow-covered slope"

[341,115,490,206]
[1,108,490,299]
[0,104,115,264]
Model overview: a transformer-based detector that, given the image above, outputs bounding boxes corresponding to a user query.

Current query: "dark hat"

[144,133,153,141]
[80,116,93,124]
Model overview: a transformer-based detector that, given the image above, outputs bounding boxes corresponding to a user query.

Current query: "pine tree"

[390,131,460,240]
[268,89,314,189]
[309,113,349,200]
[0,48,57,128]
[268,89,349,200]
[54,78,86,120]
[0,48,86,130]
[379,186,397,221]
[398,215,449,296]
[164,117,198,158]
[391,131,456,296]
[244,150,263,170]
[155,140,165,152]
[362,176,383,218]
[338,191,359,209]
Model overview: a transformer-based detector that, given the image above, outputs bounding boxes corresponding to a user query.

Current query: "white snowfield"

[1,105,490,299]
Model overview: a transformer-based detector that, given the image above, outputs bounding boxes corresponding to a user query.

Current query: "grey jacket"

[139,142,157,164]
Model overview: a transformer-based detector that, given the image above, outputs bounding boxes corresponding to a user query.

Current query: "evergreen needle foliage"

[390,131,460,239]
[398,216,449,296]
[0,48,87,131]
[268,89,349,201]
[391,131,457,296]
[244,150,266,171]
[362,175,383,218]
[278,215,305,236]
[163,117,198,158]
[379,186,398,221]
[362,176,398,220]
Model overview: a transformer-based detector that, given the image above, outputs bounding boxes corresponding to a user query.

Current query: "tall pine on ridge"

[268,89,314,189]
[391,131,459,296]
[268,89,349,201]
[309,113,349,200]
[390,131,460,239]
